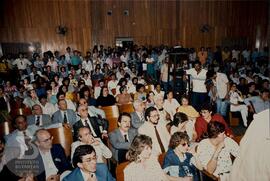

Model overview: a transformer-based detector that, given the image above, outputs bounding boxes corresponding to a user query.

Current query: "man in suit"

[34,129,72,181]
[1,128,72,181]
[78,98,106,119]
[27,104,51,127]
[130,100,146,130]
[109,112,137,163]
[63,144,115,181]
[138,106,171,156]
[73,105,108,141]
[52,99,77,128]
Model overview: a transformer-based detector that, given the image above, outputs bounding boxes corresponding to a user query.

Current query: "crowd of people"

[0,44,269,181]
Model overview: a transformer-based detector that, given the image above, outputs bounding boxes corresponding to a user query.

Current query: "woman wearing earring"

[124,135,192,181]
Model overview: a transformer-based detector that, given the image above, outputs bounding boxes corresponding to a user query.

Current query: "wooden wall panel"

[0,0,268,54]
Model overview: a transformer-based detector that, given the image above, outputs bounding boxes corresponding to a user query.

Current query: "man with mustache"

[109,112,137,163]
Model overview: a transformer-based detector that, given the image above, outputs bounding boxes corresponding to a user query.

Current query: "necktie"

[23,131,33,155]
[84,119,90,129]
[124,134,129,142]
[63,112,68,123]
[154,126,165,153]
[36,116,40,126]
[140,113,144,122]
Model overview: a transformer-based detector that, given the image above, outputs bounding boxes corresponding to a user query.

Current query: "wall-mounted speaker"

[107,10,112,16]
[124,10,129,16]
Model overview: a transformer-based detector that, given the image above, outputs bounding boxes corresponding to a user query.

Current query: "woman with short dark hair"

[163,132,201,181]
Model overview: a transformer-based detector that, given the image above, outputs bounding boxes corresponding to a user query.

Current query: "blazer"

[36,144,72,181]
[130,111,145,129]
[0,144,71,181]
[27,114,51,127]
[109,128,137,161]
[63,163,115,181]
[73,115,109,141]
[51,109,77,125]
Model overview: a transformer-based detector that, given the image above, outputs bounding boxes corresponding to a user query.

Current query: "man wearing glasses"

[34,129,72,181]
[63,145,115,181]
[138,106,171,156]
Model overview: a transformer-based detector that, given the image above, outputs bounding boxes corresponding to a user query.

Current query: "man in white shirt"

[34,129,71,181]
[71,127,112,163]
[186,61,208,111]
[12,53,32,72]
[138,107,171,156]
[207,70,230,117]
[107,74,118,95]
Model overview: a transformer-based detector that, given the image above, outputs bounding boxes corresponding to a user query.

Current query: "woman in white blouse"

[197,121,239,181]
[229,83,248,127]
[124,135,192,181]
[164,91,180,120]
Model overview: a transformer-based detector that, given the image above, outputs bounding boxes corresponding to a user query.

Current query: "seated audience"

[195,104,233,142]
[116,85,133,105]
[27,104,51,127]
[163,132,202,180]
[138,107,171,156]
[73,105,108,141]
[197,121,239,181]
[169,112,197,142]
[52,99,77,128]
[130,100,146,130]
[146,91,155,108]
[229,83,248,127]
[63,145,115,181]
[133,84,147,102]
[96,87,116,107]
[164,91,180,120]
[39,95,57,117]
[34,129,72,181]
[109,113,137,163]
[244,89,269,114]
[177,96,199,121]
[71,127,112,163]
[124,134,191,181]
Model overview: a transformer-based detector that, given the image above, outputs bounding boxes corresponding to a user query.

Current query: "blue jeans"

[216,98,228,117]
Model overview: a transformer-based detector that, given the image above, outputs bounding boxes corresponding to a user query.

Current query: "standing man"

[206,70,230,118]
[186,61,208,111]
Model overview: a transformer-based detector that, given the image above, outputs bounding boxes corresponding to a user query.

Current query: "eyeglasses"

[39,136,53,143]
[181,142,189,147]
[200,111,209,114]
[150,114,159,118]
[82,156,97,163]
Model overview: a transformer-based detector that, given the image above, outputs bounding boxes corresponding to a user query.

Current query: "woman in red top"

[195,104,233,142]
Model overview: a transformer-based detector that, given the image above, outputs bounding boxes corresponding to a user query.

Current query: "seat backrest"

[101,105,120,133]
[116,161,129,181]
[47,126,73,157]
[118,103,135,114]
[0,121,14,138]
[101,105,120,118]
